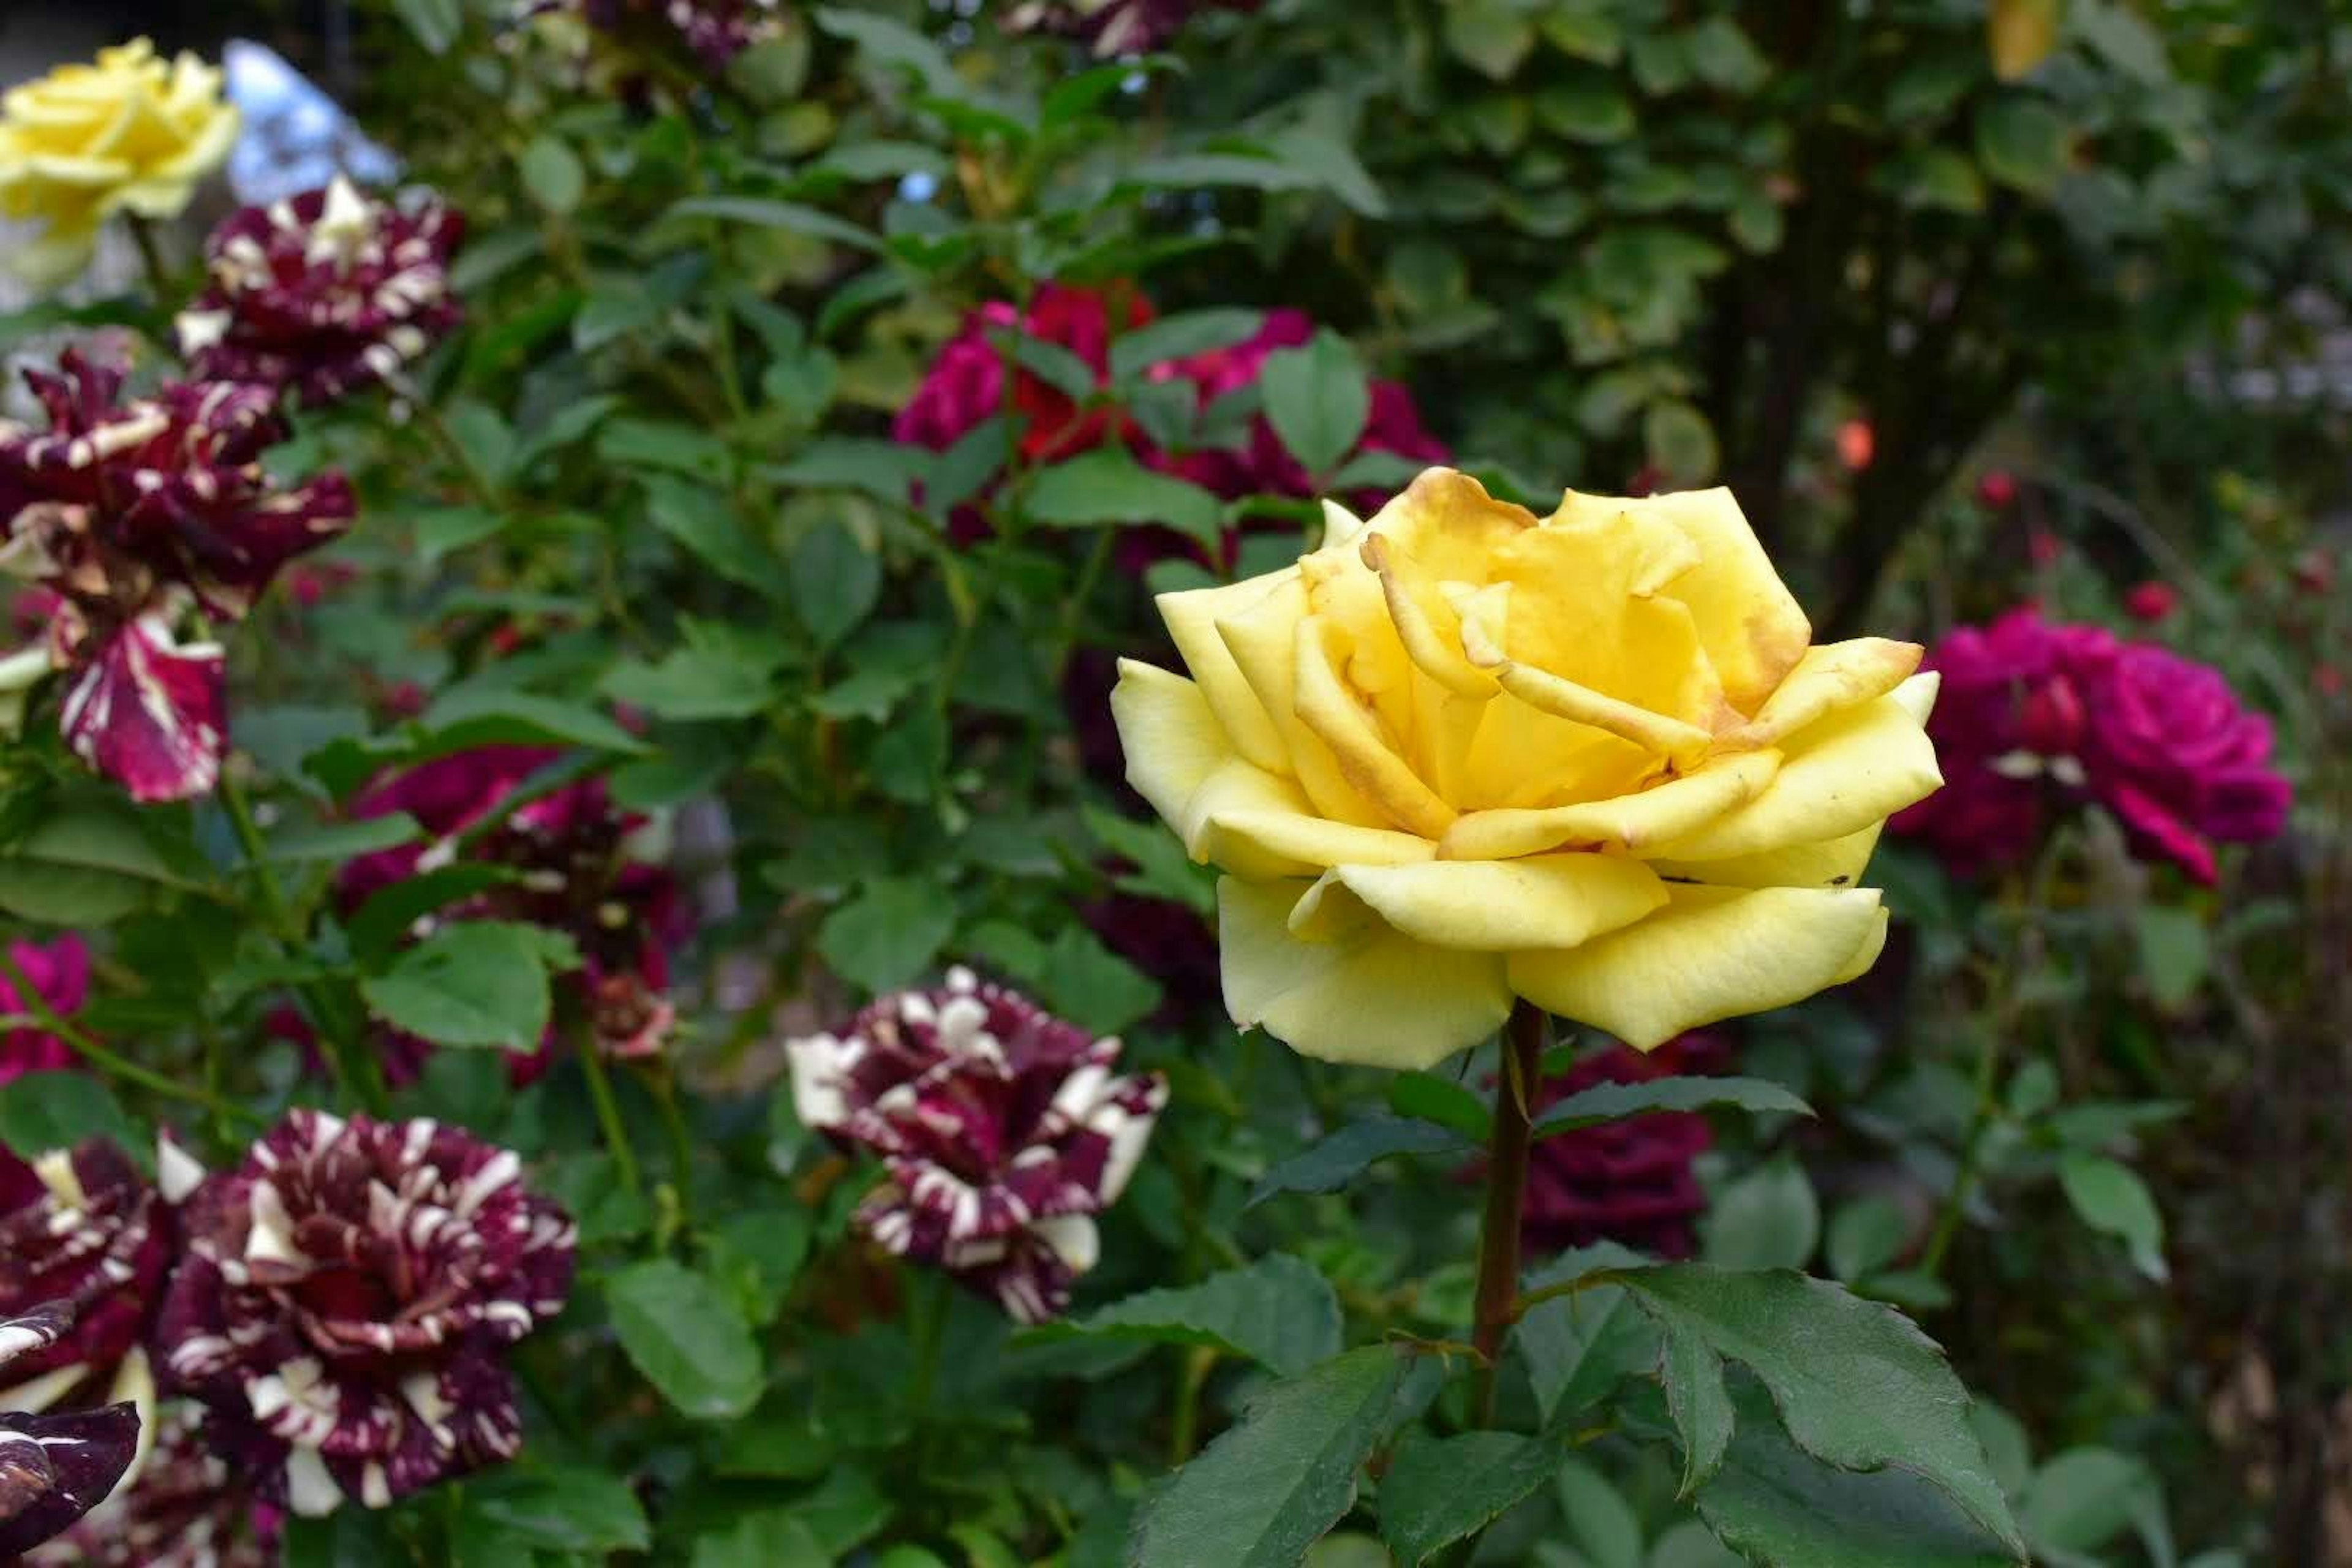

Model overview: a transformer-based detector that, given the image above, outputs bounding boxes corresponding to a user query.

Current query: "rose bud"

[2122,580,2178,624]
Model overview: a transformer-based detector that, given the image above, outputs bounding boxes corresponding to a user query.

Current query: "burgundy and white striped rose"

[0,1303,141,1558]
[28,1403,270,1568]
[177,178,464,408]
[788,968,1167,1324]
[156,1112,575,1518]
[0,1141,173,1395]
[0,352,354,801]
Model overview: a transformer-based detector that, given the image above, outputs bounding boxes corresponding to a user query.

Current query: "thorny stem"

[1472,1000,1547,1425]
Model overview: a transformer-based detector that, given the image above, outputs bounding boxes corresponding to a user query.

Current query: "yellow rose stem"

[1471,997,1549,1425]
[124,214,176,305]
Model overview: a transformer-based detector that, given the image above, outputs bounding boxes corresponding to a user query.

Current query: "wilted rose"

[1111,468,1940,1066]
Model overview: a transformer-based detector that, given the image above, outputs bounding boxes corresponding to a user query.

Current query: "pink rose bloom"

[1894,607,2290,883]
[0,935,88,1083]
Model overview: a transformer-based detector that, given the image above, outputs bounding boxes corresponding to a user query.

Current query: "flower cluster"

[0,935,89,1084]
[177,177,466,407]
[0,1304,142,1557]
[540,0,788,70]
[1006,0,1258,57]
[1892,608,2291,882]
[339,745,684,1071]
[894,283,1446,564]
[788,968,1167,1324]
[0,353,355,801]
[157,1110,575,1518]
[1111,469,1940,1067]
[1521,1035,1722,1260]
[0,40,239,289]
[29,1404,270,1567]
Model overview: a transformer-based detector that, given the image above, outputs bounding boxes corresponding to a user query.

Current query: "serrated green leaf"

[1246,1117,1469,1208]
[665,196,881,252]
[264,813,424,865]
[1260,330,1370,480]
[1128,1346,1409,1568]
[606,1259,766,1420]
[358,921,565,1052]
[1614,1266,2025,1553]
[0,1072,141,1163]
[417,688,649,755]
[1019,1255,1341,1377]
[1512,1245,1657,1423]
[1021,448,1225,545]
[1380,1430,1562,1565]
[1701,1156,1820,1272]
[467,1466,652,1552]
[1532,1075,1812,1139]
[644,477,793,602]
[1387,1071,1490,1142]
[816,878,956,995]
[791,520,883,648]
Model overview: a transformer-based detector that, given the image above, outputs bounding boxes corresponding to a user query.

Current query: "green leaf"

[519,135,586,213]
[666,195,881,253]
[1082,805,1213,914]
[1018,1255,1342,1378]
[1387,1072,1490,1142]
[1613,1265,2024,1553]
[1540,10,1622,64]
[359,921,568,1052]
[790,520,883,649]
[2021,1447,2150,1555]
[0,1072,141,1163]
[1512,1246,1656,1424]
[467,1466,653,1552]
[1246,1117,1468,1208]
[645,478,792,602]
[769,437,931,506]
[1531,1075,1812,1139]
[598,417,733,483]
[1555,1457,1645,1568]
[601,636,787,721]
[1826,1196,1911,1283]
[1129,1346,1411,1568]
[1110,308,1269,382]
[1700,1156,1820,1272]
[692,1516,828,1568]
[344,865,518,967]
[707,1206,815,1327]
[1686,17,1767,90]
[417,688,649,755]
[1894,149,1988,214]
[1022,448,1226,546]
[1025,925,1159,1036]
[606,1259,766,1420]
[1694,1377,2025,1567]
[2073,0,2169,84]
[263,813,424,865]
[390,0,462,52]
[2132,905,2208,1010]
[812,6,962,98]
[1974,98,2068,194]
[1259,330,1371,480]
[2057,1154,2166,1281]
[1380,1430,1561,1564]
[812,140,951,182]
[413,505,504,562]
[1645,399,1719,484]
[816,878,957,995]
[0,808,191,925]
[1533,82,1636,143]
[1444,0,1537,79]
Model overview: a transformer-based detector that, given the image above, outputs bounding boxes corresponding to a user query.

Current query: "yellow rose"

[0,39,240,289]
[1110,467,1942,1069]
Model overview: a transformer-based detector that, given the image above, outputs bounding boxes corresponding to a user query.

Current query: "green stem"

[907,1268,948,1419]
[1169,1344,1213,1466]
[221,772,390,1116]
[1472,1000,1547,1425]
[124,214,175,306]
[650,1069,697,1232]
[1051,526,1117,684]
[0,952,258,1123]
[410,396,505,511]
[577,1036,643,1200]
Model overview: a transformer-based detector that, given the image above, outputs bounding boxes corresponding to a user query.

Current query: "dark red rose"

[2122,580,2177,624]
[0,1303,141,1558]
[1521,1036,1724,1260]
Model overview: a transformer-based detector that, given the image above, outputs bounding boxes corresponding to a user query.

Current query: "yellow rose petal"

[1555,487,1812,714]
[1651,821,1886,890]
[1292,616,1457,839]
[1651,691,1942,862]
[1732,636,1924,747]
[1439,749,1776,860]
[1207,808,1435,871]
[1325,853,1668,951]
[1217,571,1390,828]
[1477,654,1717,761]
[1109,658,1235,824]
[1156,575,1292,774]
[1219,877,1515,1070]
[1508,884,1888,1050]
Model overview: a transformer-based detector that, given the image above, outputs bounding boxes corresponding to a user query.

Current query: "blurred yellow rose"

[1110,467,1942,1069]
[0,39,239,289]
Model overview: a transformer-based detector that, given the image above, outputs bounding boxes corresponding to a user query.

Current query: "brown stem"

[1472,1000,1547,1425]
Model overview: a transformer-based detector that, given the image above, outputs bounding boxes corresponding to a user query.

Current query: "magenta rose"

[1518,1034,1723,1260]
[0,935,88,1084]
